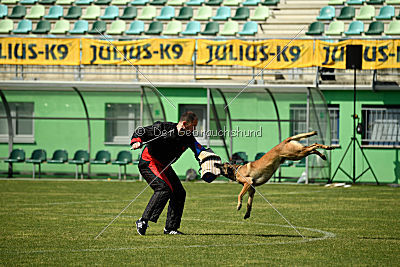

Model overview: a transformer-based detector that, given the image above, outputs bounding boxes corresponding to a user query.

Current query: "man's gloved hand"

[130,142,142,150]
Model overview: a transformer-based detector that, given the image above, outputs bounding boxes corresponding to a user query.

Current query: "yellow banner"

[0,37,80,65]
[315,40,400,69]
[81,38,195,65]
[196,39,314,69]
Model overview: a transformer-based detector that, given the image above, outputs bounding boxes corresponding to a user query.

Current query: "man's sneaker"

[135,218,148,236]
[164,228,185,235]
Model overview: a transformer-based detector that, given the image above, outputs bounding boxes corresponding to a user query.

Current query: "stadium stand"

[201,21,219,35]
[220,20,238,35]
[8,5,26,19]
[337,6,355,20]
[13,19,32,34]
[385,20,400,35]
[44,5,63,19]
[325,21,344,35]
[0,4,7,19]
[365,21,384,35]
[211,6,231,21]
[238,21,258,36]
[145,21,163,35]
[126,20,144,34]
[344,20,364,35]
[120,6,137,20]
[175,6,193,20]
[50,19,70,34]
[64,6,82,20]
[163,20,182,35]
[376,5,395,20]
[32,20,51,33]
[181,20,201,35]
[69,19,89,34]
[107,20,126,34]
[193,6,212,20]
[25,5,45,19]
[88,20,106,33]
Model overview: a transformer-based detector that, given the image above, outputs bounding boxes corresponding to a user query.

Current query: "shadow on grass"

[185,233,315,238]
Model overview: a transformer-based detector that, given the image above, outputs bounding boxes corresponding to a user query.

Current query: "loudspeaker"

[346,45,363,70]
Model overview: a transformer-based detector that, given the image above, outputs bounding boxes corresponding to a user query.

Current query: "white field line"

[3,219,335,255]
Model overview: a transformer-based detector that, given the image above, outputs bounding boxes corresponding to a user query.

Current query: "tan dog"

[215,131,334,219]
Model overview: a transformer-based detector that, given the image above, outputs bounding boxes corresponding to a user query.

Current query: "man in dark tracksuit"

[130,111,206,235]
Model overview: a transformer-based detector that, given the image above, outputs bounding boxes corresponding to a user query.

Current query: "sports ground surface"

[0,179,399,266]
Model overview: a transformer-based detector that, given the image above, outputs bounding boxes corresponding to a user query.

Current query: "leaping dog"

[215,131,334,219]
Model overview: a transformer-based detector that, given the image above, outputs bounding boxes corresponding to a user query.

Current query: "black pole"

[0,90,14,178]
[353,68,356,183]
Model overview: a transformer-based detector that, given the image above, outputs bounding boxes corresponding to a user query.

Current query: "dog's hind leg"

[287,131,317,142]
[244,186,255,219]
[237,181,252,211]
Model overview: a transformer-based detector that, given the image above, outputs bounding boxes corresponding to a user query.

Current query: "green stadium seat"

[387,0,400,4]
[68,150,89,179]
[39,0,56,4]
[201,21,218,35]
[337,6,355,20]
[168,0,185,5]
[355,5,375,20]
[56,0,74,4]
[25,5,45,19]
[44,5,63,19]
[111,0,130,4]
[2,0,19,4]
[75,0,93,4]
[163,20,181,35]
[232,7,249,20]
[145,21,163,34]
[365,21,384,35]
[26,149,46,179]
[212,6,230,20]
[100,5,119,20]
[4,149,25,164]
[250,6,269,21]
[130,0,148,5]
[13,19,32,33]
[19,0,37,4]
[317,6,335,20]
[90,150,111,165]
[344,20,364,35]
[175,6,192,20]
[47,150,68,164]
[49,19,69,33]
[64,6,82,19]
[149,0,166,4]
[107,20,125,34]
[193,5,211,20]
[88,20,106,33]
[294,158,305,167]
[0,4,7,19]
[8,5,26,19]
[120,6,136,19]
[181,20,200,35]
[81,5,100,19]
[347,0,365,4]
[186,0,204,6]
[220,20,238,35]
[325,20,344,35]
[305,21,324,35]
[126,20,144,34]
[385,20,400,35]
[238,21,257,36]
[328,0,345,4]
[94,0,111,4]
[156,6,175,20]
[261,0,278,5]
[280,160,293,167]
[231,151,248,164]
[3,148,25,178]
[69,19,88,33]
[366,0,384,4]
[242,0,259,5]
[223,0,240,6]
[254,152,265,161]
[376,5,395,20]
[206,0,222,5]
[112,150,133,180]
[137,6,156,20]
[32,19,51,33]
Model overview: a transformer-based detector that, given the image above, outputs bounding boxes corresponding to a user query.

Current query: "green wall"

[1,87,399,184]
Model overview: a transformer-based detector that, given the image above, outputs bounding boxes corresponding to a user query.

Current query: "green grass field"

[0,179,399,266]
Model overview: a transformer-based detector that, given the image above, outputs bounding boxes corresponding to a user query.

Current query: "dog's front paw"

[237,203,242,211]
[244,213,250,219]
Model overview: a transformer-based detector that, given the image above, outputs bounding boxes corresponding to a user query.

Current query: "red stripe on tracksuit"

[141,147,173,192]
